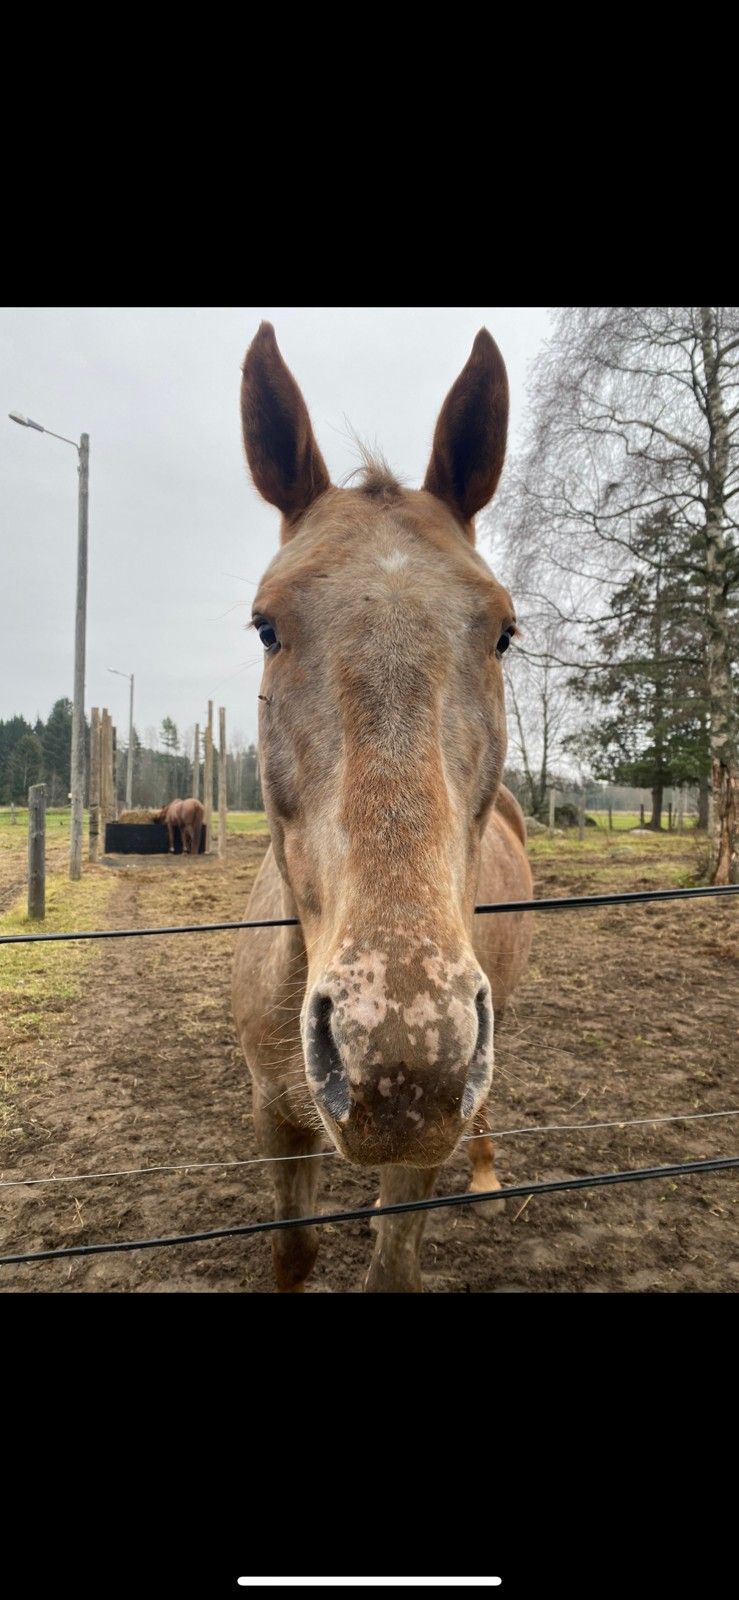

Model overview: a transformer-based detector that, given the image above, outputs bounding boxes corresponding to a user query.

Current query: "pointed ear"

[241,322,332,523]
[423,328,509,526]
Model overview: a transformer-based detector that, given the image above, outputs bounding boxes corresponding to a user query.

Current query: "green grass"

[224,810,269,835]
[0,864,115,1145]
[0,807,269,848]
[527,825,708,889]
[0,807,76,835]
[585,809,699,832]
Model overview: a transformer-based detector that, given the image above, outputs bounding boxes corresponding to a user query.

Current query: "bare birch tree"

[504,619,575,817]
[487,307,739,882]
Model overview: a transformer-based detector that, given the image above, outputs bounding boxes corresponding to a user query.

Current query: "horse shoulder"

[232,845,306,1058]
[473,788,534,1013]
[493,784,528,849]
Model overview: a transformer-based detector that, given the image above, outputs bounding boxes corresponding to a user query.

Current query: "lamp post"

[108,668,135,809]
[9,412,89,880]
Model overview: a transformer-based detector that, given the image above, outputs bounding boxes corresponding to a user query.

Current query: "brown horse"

[153,798,204,855]
[232,323,533,1293]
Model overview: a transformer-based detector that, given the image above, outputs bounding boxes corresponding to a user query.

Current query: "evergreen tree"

[566,513,711,827]
[243,743,262,809]
[9,733,45,801]
[0,715,33,801]
[160,716,180,800]
[42,698,74,803]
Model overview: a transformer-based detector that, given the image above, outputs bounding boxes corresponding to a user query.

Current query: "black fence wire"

[1,881,738,945]
[1,1156,737,1268]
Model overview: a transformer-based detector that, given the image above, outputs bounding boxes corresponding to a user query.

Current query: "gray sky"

[1,307,551,751]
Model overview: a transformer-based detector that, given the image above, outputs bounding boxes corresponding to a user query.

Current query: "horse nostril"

[461,987,493,1119]
[474,986,492,1058]
[307,993,352,1123]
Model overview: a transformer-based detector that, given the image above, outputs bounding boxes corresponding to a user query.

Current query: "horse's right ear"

[241,323,332,529]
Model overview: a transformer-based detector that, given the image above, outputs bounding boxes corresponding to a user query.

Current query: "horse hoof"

[467,1181,506,1222]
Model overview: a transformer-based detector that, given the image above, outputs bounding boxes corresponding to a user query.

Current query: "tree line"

[486,306,739,884]
[0,702,263,811]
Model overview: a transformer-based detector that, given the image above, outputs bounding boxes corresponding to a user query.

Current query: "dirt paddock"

[1,829,737,1292]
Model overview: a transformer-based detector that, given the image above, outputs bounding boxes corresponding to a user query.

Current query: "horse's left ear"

[423,328,509,532]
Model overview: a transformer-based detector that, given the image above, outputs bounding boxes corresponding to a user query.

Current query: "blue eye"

[258,623,278,651]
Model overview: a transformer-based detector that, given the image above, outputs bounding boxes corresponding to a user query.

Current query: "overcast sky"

[1,307,551,751]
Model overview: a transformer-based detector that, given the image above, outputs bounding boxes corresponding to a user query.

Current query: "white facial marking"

[378,550,408,571]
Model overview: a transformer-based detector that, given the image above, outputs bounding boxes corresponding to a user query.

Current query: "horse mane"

[340,437,404,503]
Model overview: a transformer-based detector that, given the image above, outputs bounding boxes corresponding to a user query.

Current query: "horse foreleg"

[167,821,175,853]
[364,1166,438,1293]
[467,1103,504,1220]
[253,1091,324,1293]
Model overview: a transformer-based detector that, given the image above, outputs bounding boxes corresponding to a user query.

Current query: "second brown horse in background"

[153,798,204,854]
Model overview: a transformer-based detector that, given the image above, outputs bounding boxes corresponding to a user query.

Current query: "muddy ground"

[1,833,737,1292]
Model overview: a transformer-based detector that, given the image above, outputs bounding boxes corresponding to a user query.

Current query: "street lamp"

[108,668,135,809]
[9,411,89,881]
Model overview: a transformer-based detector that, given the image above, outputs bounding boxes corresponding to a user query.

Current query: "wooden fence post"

[112,724,118,818]
[28,783,46,920]
[100,709,117,848]
[193,723,200,800]
[218,706,227,860]
[667,800,673,832]
[100,710,110,848]
[640,803,645,827]
[204,700,214,852]
[548,788,556,837]
[677,785,685,834]
[578,800,585,842]
[608,804,613,832]
[89,707,100,860]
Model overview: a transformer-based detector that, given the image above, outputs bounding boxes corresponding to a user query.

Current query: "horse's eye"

[496,630,512,657]
[258,623,279,651]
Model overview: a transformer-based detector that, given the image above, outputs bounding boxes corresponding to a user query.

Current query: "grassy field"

[526,825,709,888]
[586,809,699,832]
[221,811,269,835]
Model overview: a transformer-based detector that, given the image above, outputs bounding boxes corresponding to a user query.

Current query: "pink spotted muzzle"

[303,963,493,1166]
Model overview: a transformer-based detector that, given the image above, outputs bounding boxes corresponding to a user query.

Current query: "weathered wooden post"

[100,709,116,845]
[204,700,214,852]
[578,800,585,842]
[548,787,555,837]
[667,800,673,832]
[112,724,118,818]
[28,783,46,920]
[193,723,200,800]
[677,785,685,834]
[218,705,227,860]
[11,802,16,825]
[89,707,101,860]
[608,804,613,832]
[100,709,110,845]
[640,803,645,827]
